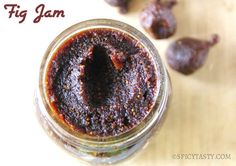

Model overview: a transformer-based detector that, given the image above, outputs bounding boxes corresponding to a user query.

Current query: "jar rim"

[38,19,169,148]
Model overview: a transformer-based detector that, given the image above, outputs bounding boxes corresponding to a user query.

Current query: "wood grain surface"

[115,0,236,165]
[0,0,235,165]
[38,0,236,165]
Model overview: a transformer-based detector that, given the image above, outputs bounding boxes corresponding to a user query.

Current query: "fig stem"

[119,5,128,14]
[208,34,220,47]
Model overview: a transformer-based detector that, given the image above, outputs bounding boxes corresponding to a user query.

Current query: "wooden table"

[0,0,235,165]
[117,0,236,165]
[1,0,233,165]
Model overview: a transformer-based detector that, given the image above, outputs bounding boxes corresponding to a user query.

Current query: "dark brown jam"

[46,28,158,137]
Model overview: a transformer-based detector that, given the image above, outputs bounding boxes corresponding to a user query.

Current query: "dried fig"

[166,34,220,74]
[105,0,130,14]
[140,0,177,39]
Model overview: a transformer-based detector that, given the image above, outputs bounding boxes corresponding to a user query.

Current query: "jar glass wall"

[35,19,171,164]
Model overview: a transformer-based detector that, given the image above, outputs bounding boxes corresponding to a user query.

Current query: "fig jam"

[45,28,158,137]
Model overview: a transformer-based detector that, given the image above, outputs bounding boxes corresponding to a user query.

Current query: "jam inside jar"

[35,19,171,164]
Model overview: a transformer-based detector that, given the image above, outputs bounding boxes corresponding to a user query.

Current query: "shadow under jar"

[35,19,171,164]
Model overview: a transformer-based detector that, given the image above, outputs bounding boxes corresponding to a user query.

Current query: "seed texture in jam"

[46,28,158,137]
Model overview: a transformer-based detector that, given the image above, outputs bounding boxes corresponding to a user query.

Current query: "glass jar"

[35,19,171,164]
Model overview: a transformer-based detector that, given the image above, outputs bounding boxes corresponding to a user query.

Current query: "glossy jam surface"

[45,28,158,137]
